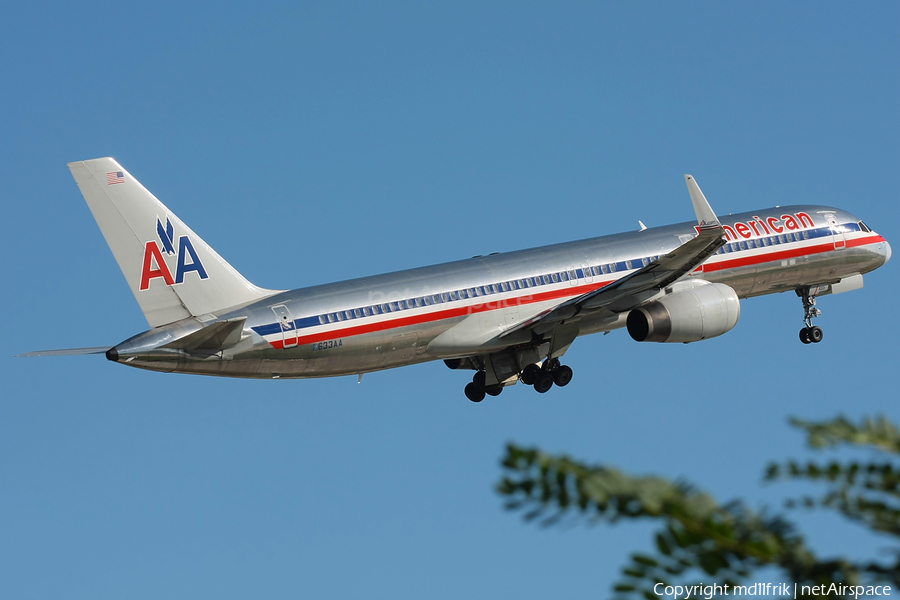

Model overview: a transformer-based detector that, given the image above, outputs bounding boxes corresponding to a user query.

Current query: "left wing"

[16,347,111,357]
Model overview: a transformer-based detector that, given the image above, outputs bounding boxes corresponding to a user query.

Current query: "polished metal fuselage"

[112,205,890,378]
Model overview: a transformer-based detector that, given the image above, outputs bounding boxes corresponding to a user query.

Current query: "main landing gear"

[520,358,573,393]
[464,371,504,403]
[464,358,574,401]
[797,287,824,344]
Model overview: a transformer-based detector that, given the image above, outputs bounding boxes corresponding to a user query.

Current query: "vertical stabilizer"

[68,158,279,327]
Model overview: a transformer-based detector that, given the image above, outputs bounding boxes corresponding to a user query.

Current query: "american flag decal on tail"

[106,171,124,185]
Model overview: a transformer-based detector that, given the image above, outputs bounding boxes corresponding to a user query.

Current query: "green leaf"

[632,554,659,567]
[656,533,672,556]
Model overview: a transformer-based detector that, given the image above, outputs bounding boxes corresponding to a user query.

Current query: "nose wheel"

[797,287,824,344]
[799,325,823,344]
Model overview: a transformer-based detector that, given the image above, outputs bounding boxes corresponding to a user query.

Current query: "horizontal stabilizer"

[161,318,247,352]
[16,347,110,357]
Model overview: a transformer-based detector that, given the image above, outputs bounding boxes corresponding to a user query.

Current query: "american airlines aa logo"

[139,217,209,290]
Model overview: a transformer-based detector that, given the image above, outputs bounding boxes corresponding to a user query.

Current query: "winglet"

[684,175,720,228]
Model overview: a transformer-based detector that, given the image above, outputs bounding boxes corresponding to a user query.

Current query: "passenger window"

[318,315,327,325]
[550,273,559,283]
[415,298,424,307]
[336,312,345,321]
[423,296,433,306]
[802,230,810,240]
[362,307,371,317]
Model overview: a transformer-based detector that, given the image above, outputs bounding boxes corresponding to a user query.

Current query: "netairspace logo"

[653,582,892,599]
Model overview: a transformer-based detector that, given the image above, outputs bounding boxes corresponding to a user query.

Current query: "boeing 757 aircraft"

[21,158,891,401]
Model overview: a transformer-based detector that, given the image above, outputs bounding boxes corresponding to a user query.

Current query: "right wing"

[502,174,727,336]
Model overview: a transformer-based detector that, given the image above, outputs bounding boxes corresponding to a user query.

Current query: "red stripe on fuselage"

[266,234,887,349]
[268,278,616,349]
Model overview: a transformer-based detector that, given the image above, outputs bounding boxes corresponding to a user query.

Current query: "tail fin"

[68,158,278,327]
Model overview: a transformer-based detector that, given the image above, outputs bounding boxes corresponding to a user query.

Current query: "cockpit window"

[859,221,871,233]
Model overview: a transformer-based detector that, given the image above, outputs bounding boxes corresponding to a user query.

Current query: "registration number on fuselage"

[312,339,343,351]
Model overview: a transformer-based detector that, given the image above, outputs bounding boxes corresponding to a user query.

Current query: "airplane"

[20,157,891,402]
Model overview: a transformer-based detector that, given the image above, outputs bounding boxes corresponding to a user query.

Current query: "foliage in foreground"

[498,416,900,599]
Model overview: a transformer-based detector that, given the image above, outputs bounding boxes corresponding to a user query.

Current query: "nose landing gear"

[797,287,824,344]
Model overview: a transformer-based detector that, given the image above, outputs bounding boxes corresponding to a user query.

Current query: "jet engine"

[626,282,740,343]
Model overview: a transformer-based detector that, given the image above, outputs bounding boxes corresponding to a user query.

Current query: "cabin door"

[825,214,846,250]
[271,305,298,348]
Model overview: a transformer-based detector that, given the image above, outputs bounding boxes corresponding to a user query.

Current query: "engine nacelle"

[626,282,740,343]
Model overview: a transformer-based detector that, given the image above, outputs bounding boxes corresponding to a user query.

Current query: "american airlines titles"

[694,211,815,241]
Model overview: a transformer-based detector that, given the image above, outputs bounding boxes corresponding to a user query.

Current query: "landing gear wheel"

[521,364,540,386]
[473,371,486,388]
[485,385,503,397]
[797,286,824,345]
[465,382,485,402]
[809,326,823,343]
[553,365,573,387]
[533,372,554,394]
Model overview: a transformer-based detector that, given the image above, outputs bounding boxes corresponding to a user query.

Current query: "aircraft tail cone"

[106,348,119,362]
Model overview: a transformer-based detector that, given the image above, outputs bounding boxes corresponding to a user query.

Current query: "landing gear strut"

[797,287,824,344]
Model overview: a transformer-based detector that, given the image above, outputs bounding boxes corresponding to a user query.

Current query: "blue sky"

[1,2,898,598]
